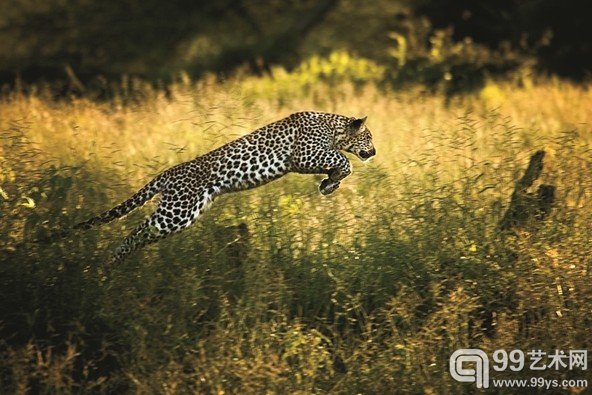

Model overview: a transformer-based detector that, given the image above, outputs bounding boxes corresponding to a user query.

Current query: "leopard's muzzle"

[358,148,376,161]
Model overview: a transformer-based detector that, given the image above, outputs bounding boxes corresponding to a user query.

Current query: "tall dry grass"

[1,75,591,393]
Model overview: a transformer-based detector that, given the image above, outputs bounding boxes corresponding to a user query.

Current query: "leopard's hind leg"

[110,216,163,265]
[109,188,214,265]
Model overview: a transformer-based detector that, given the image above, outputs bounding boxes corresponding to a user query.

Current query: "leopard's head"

[335,116,376,161]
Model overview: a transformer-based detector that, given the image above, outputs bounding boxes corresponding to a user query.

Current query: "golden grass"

[1,75,591,393]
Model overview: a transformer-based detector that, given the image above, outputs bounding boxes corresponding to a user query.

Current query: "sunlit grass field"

[1,74,592,393]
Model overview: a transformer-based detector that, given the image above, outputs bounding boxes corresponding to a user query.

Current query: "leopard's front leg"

[319,167,347,195]
[293,149,352,195]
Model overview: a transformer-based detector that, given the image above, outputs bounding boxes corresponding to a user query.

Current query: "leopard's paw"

[320,179,340,195]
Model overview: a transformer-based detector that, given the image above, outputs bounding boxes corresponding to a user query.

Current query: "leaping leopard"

[73,111,375,263]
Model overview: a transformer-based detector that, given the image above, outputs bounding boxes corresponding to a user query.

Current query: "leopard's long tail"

[35,174,164,243]
[74,175,163,230]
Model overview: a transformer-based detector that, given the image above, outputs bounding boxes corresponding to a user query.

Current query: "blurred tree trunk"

[218,0,339,74]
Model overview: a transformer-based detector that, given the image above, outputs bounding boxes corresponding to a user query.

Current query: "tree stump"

[499,150,556,231]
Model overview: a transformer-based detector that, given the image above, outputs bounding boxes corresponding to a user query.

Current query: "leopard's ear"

[348,116,367,134]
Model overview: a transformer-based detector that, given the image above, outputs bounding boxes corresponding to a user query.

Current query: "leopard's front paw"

[320,179,340,195]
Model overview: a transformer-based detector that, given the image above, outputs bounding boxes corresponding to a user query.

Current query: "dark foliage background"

[1,0,590,85]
